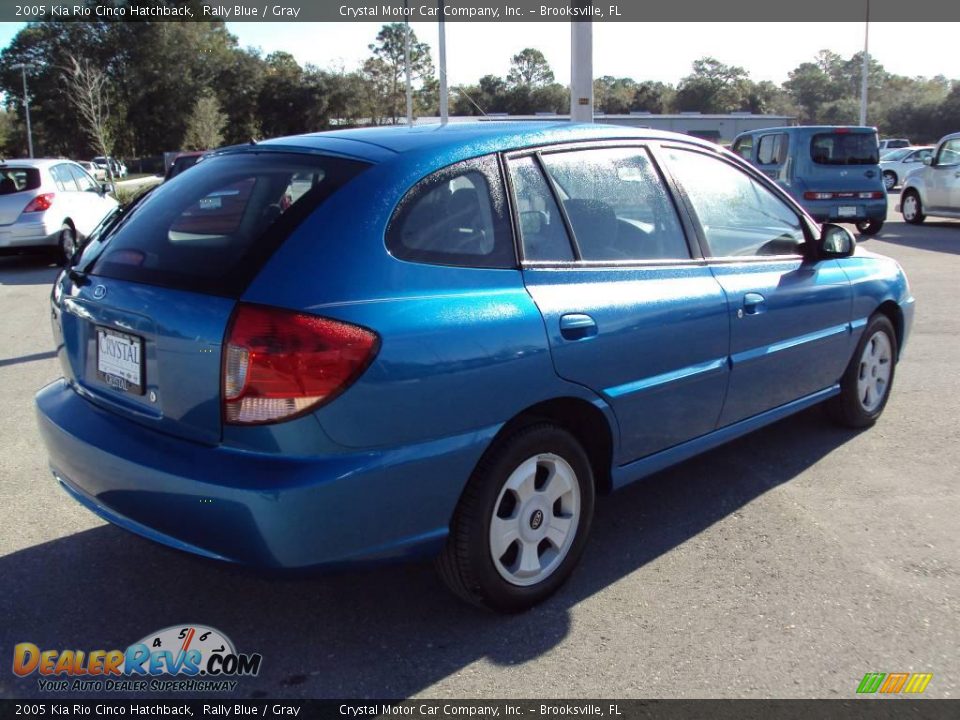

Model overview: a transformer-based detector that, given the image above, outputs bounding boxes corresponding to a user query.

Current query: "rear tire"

[901,190,925,225]
[57,223,78,266]
[436,423,595,613]
[828,314,897,428]
[855,219,883,236]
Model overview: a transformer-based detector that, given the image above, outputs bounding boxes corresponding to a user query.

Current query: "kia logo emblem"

[92,285,107,299]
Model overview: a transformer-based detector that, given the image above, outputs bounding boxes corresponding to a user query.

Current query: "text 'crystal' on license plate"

[838,206,858,217]
[96,327,144,394]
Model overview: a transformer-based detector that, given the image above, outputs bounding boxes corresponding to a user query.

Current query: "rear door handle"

[559,313,597,340]
[741,292,766,316]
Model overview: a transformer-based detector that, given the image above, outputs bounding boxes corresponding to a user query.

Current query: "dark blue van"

[732,126,887,235]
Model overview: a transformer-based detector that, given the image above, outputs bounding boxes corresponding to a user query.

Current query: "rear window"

[0,167,41,194]
[811,132,879,165]
[82,152,368,296]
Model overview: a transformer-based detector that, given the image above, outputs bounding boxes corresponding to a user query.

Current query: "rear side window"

[757,133,788,165]
[811,132,879,165]
[50,164,80,191]
[387,155,514,269]
[84,152,368,296]
[538,147,689,262]
[0,167,41,194]
[507,155,573,262]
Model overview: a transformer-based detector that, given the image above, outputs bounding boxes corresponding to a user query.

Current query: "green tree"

[363,23,434,124]
[507,48,554,88]
[182,91,226,150]
[674,57,750,113]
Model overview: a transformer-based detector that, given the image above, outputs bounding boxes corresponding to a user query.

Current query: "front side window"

[538,147,689,262]
[387,156,513,268]
[811,132,879,165]
[935,139,960,167]
[732,136,753,161]
[663,147,806,257]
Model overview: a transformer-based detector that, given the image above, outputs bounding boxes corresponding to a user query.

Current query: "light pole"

[859,0,870,126]
[11,63,34,158]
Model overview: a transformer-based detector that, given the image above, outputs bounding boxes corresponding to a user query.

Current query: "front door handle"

[742,292,766,316]
[559,313,597,340]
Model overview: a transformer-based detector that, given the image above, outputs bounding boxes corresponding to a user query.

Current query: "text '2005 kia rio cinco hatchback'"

[38,123,914,612]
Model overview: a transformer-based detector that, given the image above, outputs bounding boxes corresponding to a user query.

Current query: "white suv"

[899,131,960,224]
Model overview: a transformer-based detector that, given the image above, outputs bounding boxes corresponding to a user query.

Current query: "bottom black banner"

[1,700,958,720]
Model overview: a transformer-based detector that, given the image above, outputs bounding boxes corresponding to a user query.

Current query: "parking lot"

[0,202,957,700]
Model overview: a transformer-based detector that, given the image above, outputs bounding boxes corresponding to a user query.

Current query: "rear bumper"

[36,379,495,569]
[0,216,60,249]
[801,199,887,224]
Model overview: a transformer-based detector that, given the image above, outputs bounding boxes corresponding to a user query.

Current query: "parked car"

[899,131,960,224]
[92,156,127,179]
[165,151,206,181]
[78,161,107,182]
[878,138,911,152]
[36,123,914,612]
[878,146,935,190]
[732,126,887,236]
[0,158,118,264]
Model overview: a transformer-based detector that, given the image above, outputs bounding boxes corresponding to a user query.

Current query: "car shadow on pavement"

[877,221,960,256]
[0,406,860,700]
[0,256,61,286]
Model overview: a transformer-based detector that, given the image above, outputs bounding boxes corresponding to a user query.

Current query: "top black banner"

[1,0,959,23]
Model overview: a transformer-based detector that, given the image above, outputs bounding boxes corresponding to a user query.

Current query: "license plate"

[838,206,858,217]
[96,327,144,395]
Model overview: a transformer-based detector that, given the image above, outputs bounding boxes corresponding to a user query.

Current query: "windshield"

[811,132,879,165]
[881,148,911,162]
[82,151,368,297]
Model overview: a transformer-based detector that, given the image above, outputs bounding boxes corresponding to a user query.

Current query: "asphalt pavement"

[0,202,956,700]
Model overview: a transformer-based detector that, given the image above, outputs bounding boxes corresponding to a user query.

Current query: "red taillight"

[23,193,55,212]
[222,303,379,425]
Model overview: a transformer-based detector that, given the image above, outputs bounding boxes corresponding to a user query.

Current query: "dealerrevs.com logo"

[12,625,263,693]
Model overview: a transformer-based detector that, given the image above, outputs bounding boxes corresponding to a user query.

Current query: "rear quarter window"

[82,152,368,297]
[387,155,514,269]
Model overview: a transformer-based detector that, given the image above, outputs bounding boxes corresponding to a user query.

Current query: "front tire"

[828,314,897,428]
[855,219,883,236]
[901,190,925,225]
[436,424,595,613]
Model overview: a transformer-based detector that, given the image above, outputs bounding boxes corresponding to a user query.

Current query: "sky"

[0,21,957,87]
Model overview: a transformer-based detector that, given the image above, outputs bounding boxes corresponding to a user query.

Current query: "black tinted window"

[507,156,573,262]
[0,167,40,194]
[83,152,368,296]
[539,147,689,262]
[811,132,879,165]
[388,156,514,269]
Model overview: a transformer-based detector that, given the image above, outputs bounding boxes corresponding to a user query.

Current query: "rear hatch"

[0,166,42,225]
[54,150,369,445]
[804,129,883,193]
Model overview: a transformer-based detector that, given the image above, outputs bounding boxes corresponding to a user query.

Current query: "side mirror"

[100,183,111,195]
[922,156,933,166]
[817,223,856,259]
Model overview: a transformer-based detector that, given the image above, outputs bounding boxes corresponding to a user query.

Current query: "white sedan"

[899,132,960,224]
[879,146,934,190]
[0,158,118,264]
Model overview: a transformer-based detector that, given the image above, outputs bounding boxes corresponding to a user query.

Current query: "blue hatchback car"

[37,123,914,611]
[732,125,888,237]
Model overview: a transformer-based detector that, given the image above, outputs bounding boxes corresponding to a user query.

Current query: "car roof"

[252,121,720,165]
[0,158,78,168]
